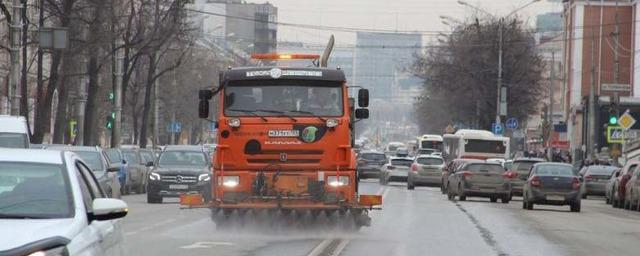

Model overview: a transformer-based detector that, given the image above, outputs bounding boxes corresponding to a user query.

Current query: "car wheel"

[582,194,587,199]
[447,186,455,200]
[522,199,527,209]
[490,196,498,203]
[570,201,581,212]
[407,182,415,190]
[624,198,631,210]
[635,199,640,212]
[606,196,611,204]
[440,183,446,194]
[524,194,533,210]
[501,195,510,204]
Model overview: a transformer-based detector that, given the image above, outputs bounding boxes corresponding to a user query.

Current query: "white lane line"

[180,241,234,249]
[306,239,332,256]
[124,218,176,236]
[331,239,350,256]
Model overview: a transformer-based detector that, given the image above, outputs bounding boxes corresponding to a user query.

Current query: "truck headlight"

[227,118,241,128]
[27,246,68,256]
[222,176,239,187]
[149,172,161,181]
[327,176,349,187]
[198,173,211,181]
[326,118,339,128]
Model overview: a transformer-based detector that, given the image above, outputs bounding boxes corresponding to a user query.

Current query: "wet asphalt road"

[120,180,640,256]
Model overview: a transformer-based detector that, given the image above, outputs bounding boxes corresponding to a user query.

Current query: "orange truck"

[183,52,382,228]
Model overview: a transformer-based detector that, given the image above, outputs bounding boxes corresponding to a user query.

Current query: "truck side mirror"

[355,108,369,119]
[199,100,209,119]
[358,89,369,108]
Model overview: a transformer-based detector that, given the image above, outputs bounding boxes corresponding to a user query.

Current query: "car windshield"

[512,161,538,173]
[73,151,103,172]
[0,133,28,148]
[534,165,574,177]
[586,166,618,176]
[224,80,343,117]
[466,164,504,174]
[417,157,443,165]
[420,141,443,151]
[361,153,385,161]
[122,151,138,164]
[158,151,208,166]
[105,149,122,164]
[0,162,73,219]
[391,159,413,167]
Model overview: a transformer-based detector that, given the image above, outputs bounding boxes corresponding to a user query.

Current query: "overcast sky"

[246,0,564,45]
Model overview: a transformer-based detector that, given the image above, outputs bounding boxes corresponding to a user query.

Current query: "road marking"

[124,218,176,236]
[381,187,390,200]
[180,241,234,249]
[306,238,349,256]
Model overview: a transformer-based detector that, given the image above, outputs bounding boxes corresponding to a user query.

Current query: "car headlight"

[149,172,161,181]
[27,246,68,256]
[198,173,211,181]
[326,118,339,128]
[327,176,349,187]
[227,118,241,128]
[222,176,239,187]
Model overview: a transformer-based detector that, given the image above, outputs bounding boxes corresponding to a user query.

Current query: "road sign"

[69,120,78,138]
[166,122,182,133]
[506,118,518,130]
[601,83,631,92]
[607,126,624,144]
[492,123,504,135]
[618,112,636,130]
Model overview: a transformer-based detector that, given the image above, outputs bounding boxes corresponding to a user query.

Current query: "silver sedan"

[407,155,444,190]
[447,162,512,203]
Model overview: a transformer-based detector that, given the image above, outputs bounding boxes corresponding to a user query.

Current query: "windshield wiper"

[226,108,267,122]
[255,109,298,122]
[287,110,327,122]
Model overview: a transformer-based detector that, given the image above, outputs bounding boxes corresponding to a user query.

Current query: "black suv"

[357,151,387,179]
[147,145,212,203]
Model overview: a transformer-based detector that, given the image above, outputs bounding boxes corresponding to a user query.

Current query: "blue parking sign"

[492,123,504,135]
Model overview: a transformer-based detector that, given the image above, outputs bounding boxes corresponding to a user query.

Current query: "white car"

[0,148,128,255]
[379,156,414,184]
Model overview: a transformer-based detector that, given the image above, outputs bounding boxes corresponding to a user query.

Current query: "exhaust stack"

[320,35,335,67]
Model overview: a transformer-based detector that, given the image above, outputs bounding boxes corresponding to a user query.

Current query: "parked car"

[503,160,513,172]
[357,151,387,179]
[605,168,622,204]
[408,156,445,189]
[379,156,414,184]
[522,163,582,212]
[611,161,639,208]
[147,145,211,203]
[120,145,150,194]
[45,145,121,198]
[0,148,128,255]
[446,162,512,203]
[624,166,640,211]
[440,159,483,194]
[578,165,618,199]
[510,158,546,196]
[0,115,29,148]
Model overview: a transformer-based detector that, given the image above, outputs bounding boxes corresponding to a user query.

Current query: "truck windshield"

[0,133,28,148]
[224,80,343,117]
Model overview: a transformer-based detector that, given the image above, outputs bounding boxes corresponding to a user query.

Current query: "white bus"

[417,134,444,153]
[443,129,509,162]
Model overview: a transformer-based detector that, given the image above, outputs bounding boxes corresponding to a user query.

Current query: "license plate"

[546,195,564,201]
[169,184,189,190]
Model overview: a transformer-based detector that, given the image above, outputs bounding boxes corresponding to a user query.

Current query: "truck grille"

[246,150,324,165]
[161,175,197,183]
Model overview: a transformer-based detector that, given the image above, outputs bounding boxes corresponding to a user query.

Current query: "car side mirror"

[358,89,369,107]
[146,161,154,167]
[355,108,369,119]
[107,165,121,173]
[615,172,621,177]
[90,198,128,221]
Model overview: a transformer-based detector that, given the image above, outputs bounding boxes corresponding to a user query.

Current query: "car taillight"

[584,175,592,182]
[462,171,473,177]
[502,171,515,179]
[411,164,418,172]
[572,177,581,189]
[530,176,541,187]
[387,165,396,170]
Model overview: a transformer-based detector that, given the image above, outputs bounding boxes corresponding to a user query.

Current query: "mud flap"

[359,195,383,209]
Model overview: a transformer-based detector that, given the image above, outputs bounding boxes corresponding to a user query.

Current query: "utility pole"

[111,39,124,148]
[548,51,556,161]
[587,22,597,160]
[496,18,504,125]
[9,0,22,115]
[36,0,44,118]
[20,0,27,118]
[611,10,621,165]
[75,60,87,145]
[153,54,159,149]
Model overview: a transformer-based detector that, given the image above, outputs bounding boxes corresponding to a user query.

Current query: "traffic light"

[107,92,115,103]
[106,111,115,129]
[609,109,618,125]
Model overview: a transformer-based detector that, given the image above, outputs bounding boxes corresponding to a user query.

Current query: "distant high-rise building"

[536,12,562,34]
[353,32,422,101]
